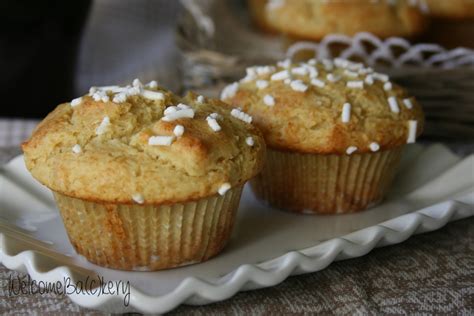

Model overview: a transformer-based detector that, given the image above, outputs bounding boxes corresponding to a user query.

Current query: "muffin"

[247,0,279,34]
[222,58,424,214]
[426,0,474,19]
[247,0,429,40]
[22,79,265,270]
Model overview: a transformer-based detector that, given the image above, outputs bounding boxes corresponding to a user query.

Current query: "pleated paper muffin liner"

[250,147,404,214]
[53,185,243,271]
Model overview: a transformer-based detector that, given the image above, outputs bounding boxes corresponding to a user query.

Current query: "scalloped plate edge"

[1,192,473,313]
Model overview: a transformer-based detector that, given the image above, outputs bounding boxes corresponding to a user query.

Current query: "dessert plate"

[1,144,473,313]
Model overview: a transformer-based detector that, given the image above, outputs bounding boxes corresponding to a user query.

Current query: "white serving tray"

[1,144,473,313]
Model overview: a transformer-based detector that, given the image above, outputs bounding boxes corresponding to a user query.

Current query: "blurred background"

[0,0,473,132]
[0,0,180,118]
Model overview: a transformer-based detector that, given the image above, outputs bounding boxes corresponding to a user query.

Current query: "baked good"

[247,0,429,39]
[221,58,424,214]
[426,0,474,19]
[22,79,265,270]
[247,0,278,33]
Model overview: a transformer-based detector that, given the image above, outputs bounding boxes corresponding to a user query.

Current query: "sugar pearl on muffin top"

[162,107,195,121]
[277,58,291,69]
[407,120,418,143]
[196,95,205,104]
[246,136,255,147]
[72,144,82,154]
[263,94,275,106]
[292,66,308,76]
[148,136,175,146]
[373,73,389,82]
[96,116,110,135]
[327,73,340,82]
[311,78,325,88]
[173,125,184,137]
[177,103,190,110]
[132,193,144,204]
[290,80,308,92]
[271,70,290,81]
[145,80,158,89]
[71,97,82,107]
[93,90,109,102]
[220,82,239,100]
[113,93,127,103]
[388,96,400,113]
[142,90,165,101]
[347,81,364,89]
[344,70,359,78]
[341,103,351,123]
[231,108,252,123]
[256,80,269,90]
[403,98,413,109]
[218,182,232,195]
[346,146,358,155]
[370,142,380,152]
[255,65,276,75]
[132,78,142,87]
[365,75,374,85]
[206,115,222,132]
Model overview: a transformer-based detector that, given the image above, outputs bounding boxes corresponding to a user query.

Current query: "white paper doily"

[286,32,474,69]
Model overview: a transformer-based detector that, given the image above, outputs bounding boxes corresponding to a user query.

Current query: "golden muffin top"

[22,80,265,205]
[426,0,474,19]
[248,0,429,39]
[221,58,424,154]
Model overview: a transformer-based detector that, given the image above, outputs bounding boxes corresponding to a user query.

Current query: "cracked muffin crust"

[221,59,424,155]
[22,81,265,205]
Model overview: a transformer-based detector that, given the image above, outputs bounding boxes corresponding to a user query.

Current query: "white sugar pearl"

[246,136,254,147]
[341,103,351,123]
[256,80,269,90]
[346,146,357,155]
[148,136,175,146]
[388,97,400,113]
[263,94,275,107]
[403,98,413,109]
[369,142,380,152]
[132,193,144,204]
[71,97,82,107]
[72,144,82,154]
[407,120,418,144]
[173,125,184,137]
[218,183,232,196]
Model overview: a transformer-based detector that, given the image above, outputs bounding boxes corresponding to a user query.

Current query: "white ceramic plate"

[1,144,473,313]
